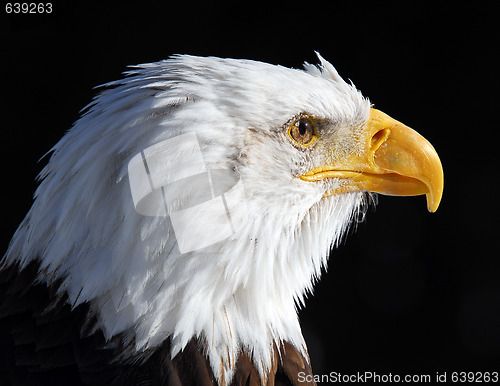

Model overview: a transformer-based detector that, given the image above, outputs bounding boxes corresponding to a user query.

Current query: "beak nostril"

[370,128,391,152]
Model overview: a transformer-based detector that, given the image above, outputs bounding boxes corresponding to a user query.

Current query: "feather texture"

[3,54,371,384]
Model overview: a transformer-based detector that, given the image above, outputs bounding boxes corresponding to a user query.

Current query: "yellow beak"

[300,108,444,212]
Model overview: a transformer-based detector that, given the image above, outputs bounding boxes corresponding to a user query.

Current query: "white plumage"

[3,53,441,385]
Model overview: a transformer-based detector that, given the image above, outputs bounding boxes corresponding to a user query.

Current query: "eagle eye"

[288,116,317,146]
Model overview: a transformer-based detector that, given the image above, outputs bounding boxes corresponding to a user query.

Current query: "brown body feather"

[0,261,316,385]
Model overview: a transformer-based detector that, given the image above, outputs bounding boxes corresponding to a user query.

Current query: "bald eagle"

[0,54,443,385]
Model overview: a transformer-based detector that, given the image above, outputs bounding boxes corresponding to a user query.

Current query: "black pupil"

[298,120,309,136]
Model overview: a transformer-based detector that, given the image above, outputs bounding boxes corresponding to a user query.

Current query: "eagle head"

[3,53,443,384]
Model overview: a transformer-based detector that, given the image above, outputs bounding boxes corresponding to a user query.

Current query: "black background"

[2,0,499,380]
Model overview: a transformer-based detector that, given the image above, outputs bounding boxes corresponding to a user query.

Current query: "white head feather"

[4,53,371,384]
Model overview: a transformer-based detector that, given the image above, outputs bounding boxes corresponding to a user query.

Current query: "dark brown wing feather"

[0,261,316,385]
